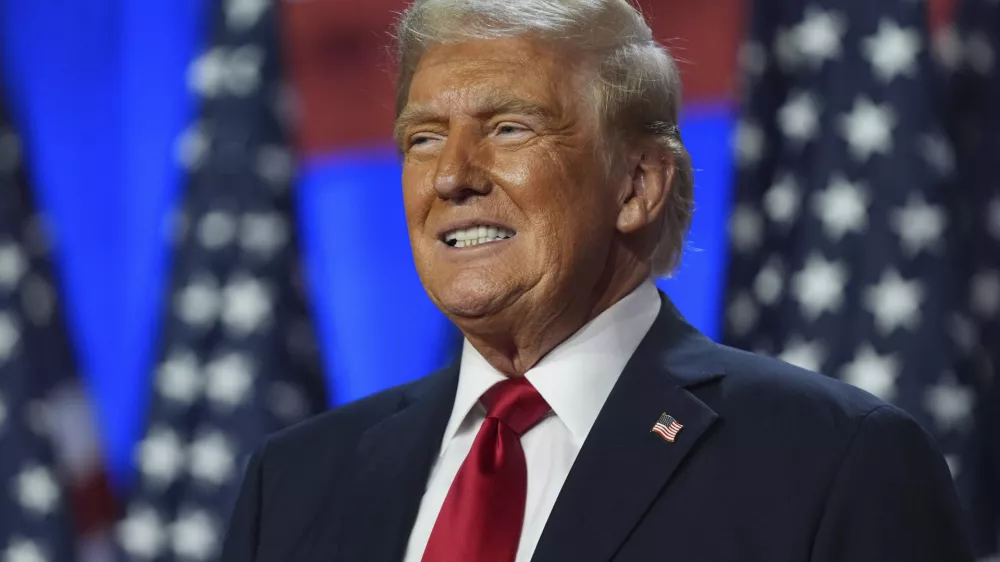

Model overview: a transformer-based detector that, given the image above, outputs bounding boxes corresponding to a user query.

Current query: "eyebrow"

[393,93,554,145]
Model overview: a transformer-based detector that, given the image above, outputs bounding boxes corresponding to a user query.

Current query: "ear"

[617,143,674,235]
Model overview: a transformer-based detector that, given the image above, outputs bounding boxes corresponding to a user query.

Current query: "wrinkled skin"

[397,36,673,376]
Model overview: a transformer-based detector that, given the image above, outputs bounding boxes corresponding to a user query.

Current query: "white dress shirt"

[403,280,662,562]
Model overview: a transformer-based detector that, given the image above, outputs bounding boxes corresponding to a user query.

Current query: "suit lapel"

[531,293,726,562]
[333,364,459,562]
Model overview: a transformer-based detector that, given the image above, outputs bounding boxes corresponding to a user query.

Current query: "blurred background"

[0,0,997,560]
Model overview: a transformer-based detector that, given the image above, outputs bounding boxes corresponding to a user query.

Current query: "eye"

[494,122,529,136]
[408,133,445,151]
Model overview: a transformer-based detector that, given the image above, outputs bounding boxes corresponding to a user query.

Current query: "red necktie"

[421,377,552,562]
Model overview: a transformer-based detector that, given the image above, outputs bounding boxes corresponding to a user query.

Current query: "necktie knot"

[481,377,551,436]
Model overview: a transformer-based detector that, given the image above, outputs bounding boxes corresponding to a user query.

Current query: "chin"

[431,276,520,320]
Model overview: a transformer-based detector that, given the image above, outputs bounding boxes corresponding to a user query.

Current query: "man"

[221,0,975,560]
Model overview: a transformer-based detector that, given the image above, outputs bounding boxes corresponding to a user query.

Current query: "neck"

[458,265,649,377]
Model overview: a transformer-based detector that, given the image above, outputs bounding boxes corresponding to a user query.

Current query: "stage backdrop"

[1,0,952,487]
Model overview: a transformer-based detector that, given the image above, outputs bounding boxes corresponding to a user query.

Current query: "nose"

[433,128,491,202]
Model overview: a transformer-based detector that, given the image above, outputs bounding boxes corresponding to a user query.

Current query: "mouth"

[440,223,517,249]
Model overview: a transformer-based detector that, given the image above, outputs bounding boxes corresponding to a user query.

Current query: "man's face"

[398,37,621,323]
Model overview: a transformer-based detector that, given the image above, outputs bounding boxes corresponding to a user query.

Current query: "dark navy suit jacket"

[220,292,975,561]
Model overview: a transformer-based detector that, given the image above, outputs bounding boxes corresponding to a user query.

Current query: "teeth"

[445,225,516,247]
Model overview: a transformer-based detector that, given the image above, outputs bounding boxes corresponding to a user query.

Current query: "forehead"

[405,37,592,115]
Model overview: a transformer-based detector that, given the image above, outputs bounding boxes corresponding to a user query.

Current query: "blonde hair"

[394,0,694,275]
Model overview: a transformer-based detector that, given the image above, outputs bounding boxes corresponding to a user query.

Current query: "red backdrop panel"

[282,0,953,156]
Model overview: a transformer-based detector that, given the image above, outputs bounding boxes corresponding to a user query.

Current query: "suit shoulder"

[690,345,933,487]
[710,344,890,427]
[261,376,426,464]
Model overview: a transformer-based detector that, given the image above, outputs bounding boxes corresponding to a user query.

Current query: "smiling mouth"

[442,225,517,248]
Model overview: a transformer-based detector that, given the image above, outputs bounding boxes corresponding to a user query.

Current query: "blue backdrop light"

[2,0,206,488]
[2,0,733,490]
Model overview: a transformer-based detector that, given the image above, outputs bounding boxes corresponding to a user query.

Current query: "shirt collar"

[440,280,662,455]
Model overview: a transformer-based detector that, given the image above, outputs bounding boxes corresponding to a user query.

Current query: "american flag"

[726,0,997,556]
[651,413,683,443]
[938,0,1000,555]
[1,90,117,560]
[115,1,328,560]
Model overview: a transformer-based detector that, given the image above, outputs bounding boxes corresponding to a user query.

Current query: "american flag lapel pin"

[651,413,683,443]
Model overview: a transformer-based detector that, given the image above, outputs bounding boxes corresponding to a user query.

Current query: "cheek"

[401,166,434,229]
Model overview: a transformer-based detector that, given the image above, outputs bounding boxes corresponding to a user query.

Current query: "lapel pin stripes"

[651,413,683,443]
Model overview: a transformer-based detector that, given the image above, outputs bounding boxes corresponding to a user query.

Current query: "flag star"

[197,210,238,250]
[839,97,897,161]
[988,197,1000,241]
[225,0,269,31]
[189,431,236,485]
[19,214,53,258]
[136,427,186,487]
[175,122,210,170]
[773,26,800,70]
[0,241,27,291]
[256,145,294,186]
[156,350,202,405]
[224,45,264,97]
[285,317,319,360]
[924,375,974,432]
[753,258,785,306]
[272,83,296,130]
[44,387,101,473]
[861,18,923,82]
[970,270,1000,318]
[726,291,760,337]
[812,174,869,240]
[738,41,767,78]
[0,129,22,173]
[240,213,289,258]
[2,539,46,562]
[24,401,52,437]
[14,465,61,516]
[118,505,167,559]
[0,312,22,364]
[221,274,273,335]
[949,313,979,353]
[763,173,802,225]
[729,204,765,254]
[174,273,221,328]
[205,352,255,408]
[792,253,849,320]
[164,208,189,246]
[189,45,263,98]
[933,25,962,71]
[794,6,847,68]
[21,275,55,326]
[889,193,947,256]
[966,32,996,76]
[918,134,955,176]
[778,338,826,372]
[778,91,821,145]
[733,120,766,167]
[171,511,219,561]
[267,382,310,422]
[840,344,900,401]
[188,47,229,98]
[864,268,924,335]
